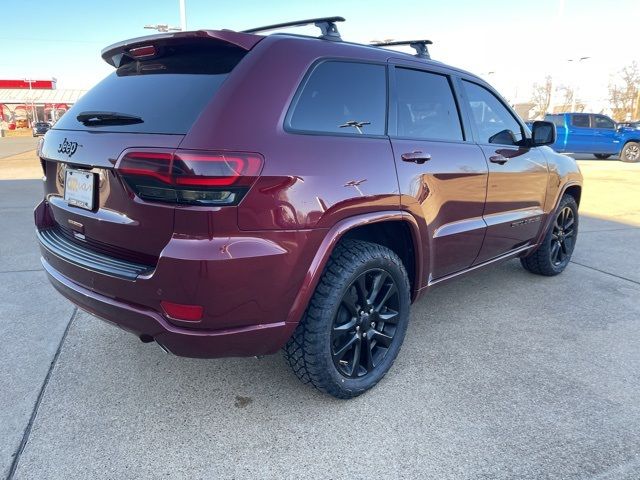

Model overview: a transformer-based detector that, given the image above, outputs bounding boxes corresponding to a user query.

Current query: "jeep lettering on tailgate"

[58,138,80,157]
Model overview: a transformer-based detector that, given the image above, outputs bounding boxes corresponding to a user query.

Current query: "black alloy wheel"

[550,206,576,267]
[331,269,400,378]
[283,239,411,399]
[520,194,579,276]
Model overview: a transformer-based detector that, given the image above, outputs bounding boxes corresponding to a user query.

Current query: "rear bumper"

[42,257,296,358]
[35,199,323,358]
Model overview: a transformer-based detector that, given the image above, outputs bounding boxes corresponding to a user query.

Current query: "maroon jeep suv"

[35,18,582,398]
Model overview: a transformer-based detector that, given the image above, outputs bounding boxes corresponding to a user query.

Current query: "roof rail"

[241,16,345,41]
[371,39,433,59]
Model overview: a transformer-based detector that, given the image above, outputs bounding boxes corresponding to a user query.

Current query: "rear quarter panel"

[181,36,401,230]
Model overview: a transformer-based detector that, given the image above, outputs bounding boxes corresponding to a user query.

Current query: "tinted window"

[571,114,590,128]
[54,44,246,134]
[395,68,463,141]
[593,115,615,129]
[462,81,523,145]
[544,115,566,128]
[289,62,386,135]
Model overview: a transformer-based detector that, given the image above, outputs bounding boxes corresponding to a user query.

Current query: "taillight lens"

[116,149,263,206]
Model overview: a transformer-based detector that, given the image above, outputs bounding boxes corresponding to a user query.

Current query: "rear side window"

[545,115,566,128]
[395,68,463,141]
[571,114,590,128]
[288,61,386,136]
[54,43,246,134]
[462,80,523,145]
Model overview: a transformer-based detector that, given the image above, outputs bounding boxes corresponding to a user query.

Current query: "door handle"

[489,155,509,165]
[401,151,431,164]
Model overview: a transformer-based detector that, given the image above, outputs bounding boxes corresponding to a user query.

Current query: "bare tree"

[530,76,553,119]
[609,62,640,122]
[551,85,584,114]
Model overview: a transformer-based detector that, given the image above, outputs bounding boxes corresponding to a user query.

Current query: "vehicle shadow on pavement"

[7,210,640,479]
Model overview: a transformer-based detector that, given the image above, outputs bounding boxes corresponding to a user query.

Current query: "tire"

[520,194,578,276]
[620,142,640,163]
[594,154,611,159]
[283,239,411,399]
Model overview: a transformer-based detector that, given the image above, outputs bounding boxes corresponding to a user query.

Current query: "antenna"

[371,39,433,59]
[242,16,345,41]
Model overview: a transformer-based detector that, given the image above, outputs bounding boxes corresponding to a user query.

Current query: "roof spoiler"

[101,30,263,68]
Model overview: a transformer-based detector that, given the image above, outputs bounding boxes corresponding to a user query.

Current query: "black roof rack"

[371,39,433,59]
[242,16,345,41]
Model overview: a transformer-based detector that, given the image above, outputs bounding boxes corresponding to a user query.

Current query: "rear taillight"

[116,149,263,206]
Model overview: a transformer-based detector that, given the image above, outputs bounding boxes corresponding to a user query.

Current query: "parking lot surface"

[1,146,639,479]
[0,137,39,159]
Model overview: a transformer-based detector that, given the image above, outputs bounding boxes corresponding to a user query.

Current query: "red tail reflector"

[161,301,203,321]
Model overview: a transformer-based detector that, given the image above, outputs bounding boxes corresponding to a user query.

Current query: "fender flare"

[284,210,423,326]
[533,181,582,247]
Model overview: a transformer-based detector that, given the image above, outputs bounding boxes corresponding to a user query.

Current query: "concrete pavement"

[0,137,39,159]
[1,155,639,479]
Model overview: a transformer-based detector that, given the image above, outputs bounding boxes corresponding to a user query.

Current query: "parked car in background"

[34,17,583,398]
[544,113,640,162]
[32,121,51,136]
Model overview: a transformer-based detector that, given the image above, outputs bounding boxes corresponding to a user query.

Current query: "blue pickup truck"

[543,113,640,162]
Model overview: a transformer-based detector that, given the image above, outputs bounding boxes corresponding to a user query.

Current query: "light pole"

[567,57,590,112]
[24,78,37,125]
[179,0,187,31]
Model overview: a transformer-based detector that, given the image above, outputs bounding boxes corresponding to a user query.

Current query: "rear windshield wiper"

[76,111,143,126]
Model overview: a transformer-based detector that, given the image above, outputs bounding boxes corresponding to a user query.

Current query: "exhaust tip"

[139,334,154,343]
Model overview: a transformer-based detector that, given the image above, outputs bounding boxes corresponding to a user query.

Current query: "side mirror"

[531,121,556,146]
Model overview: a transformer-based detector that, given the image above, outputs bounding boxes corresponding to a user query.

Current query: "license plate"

[64,169,95,210]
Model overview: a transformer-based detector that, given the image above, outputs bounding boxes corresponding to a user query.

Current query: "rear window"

[287,61,387,136]
[54,43,246,134]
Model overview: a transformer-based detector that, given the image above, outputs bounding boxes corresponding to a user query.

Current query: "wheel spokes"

[371,329,393,348]
[378,308,399,324]
[333,317,357,336]
[564,215,574,229]
[551,241,561,263]
[341,295,359,318]
[349,338,362,377]
[334,334,358,360]
[354,274,368,308]
[363,336,375,372]
[331,268,401,378]
[375,282,397,312]
[368,271,387,305]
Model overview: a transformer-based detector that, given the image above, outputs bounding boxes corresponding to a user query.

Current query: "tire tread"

[282,239,409,399]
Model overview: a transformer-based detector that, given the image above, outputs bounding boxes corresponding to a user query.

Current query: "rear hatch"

[40,31,260,264]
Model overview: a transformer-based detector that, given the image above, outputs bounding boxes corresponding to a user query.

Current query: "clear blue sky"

[2,0,639,104]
